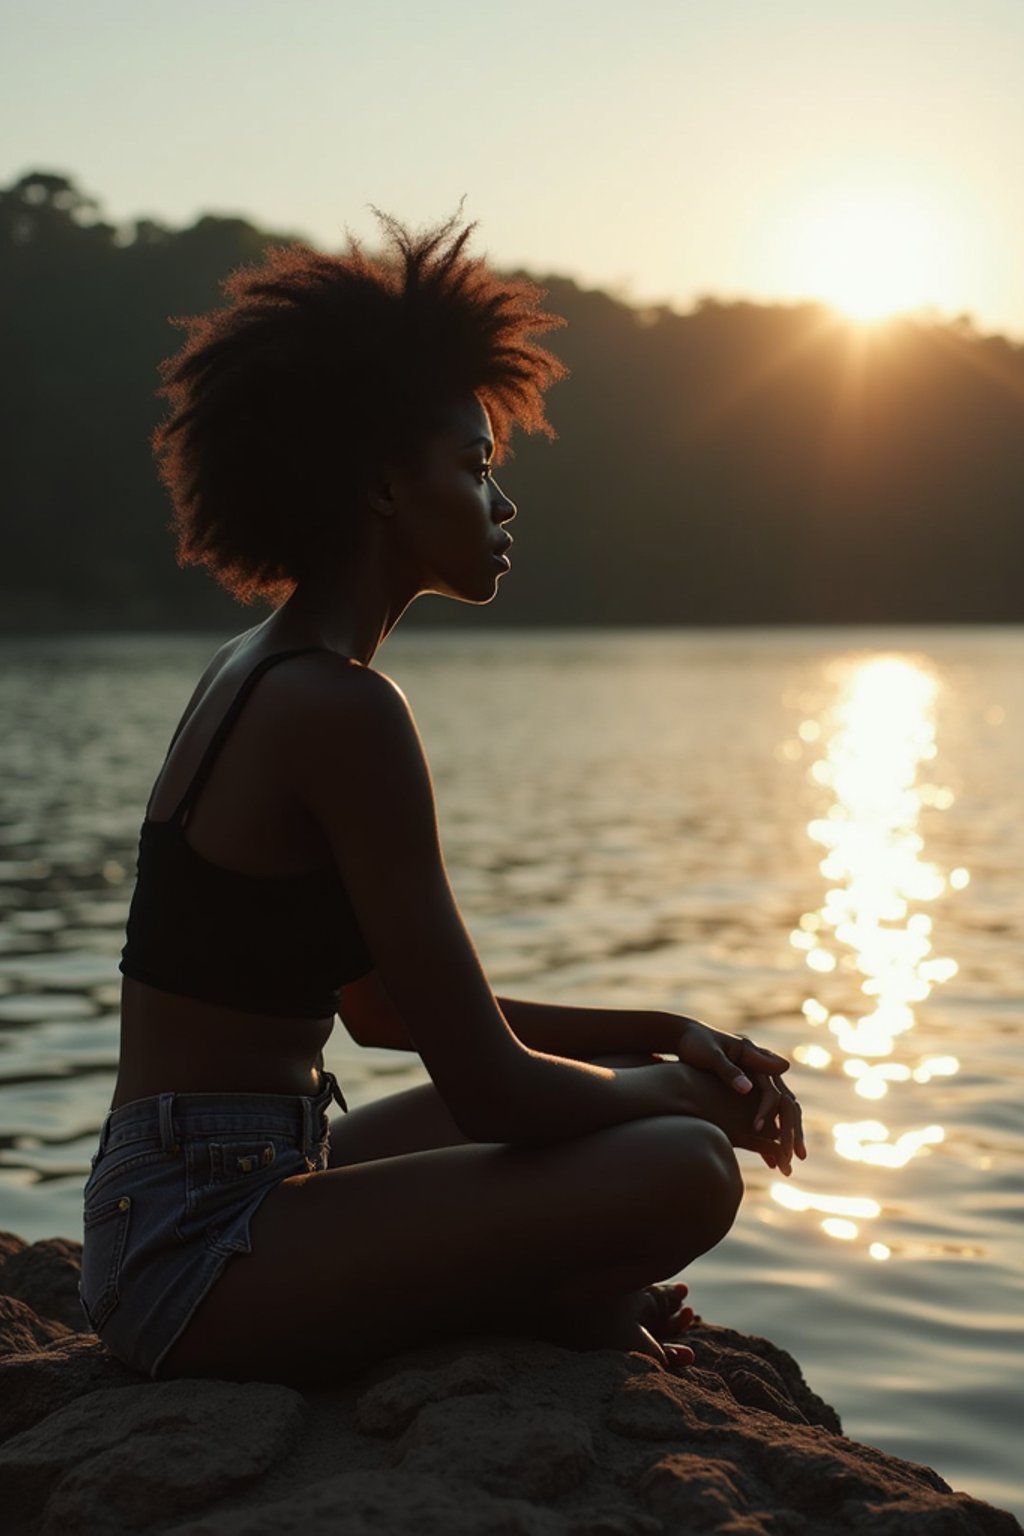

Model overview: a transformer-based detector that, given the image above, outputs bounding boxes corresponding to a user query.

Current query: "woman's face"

[387,394,517,604]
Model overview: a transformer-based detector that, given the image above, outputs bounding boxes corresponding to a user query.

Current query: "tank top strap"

[169,647,325,827]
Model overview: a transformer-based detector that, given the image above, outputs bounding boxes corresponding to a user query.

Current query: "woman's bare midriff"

[112,975,334,1108]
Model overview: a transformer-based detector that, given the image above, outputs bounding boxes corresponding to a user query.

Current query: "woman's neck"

[263,537,420,666]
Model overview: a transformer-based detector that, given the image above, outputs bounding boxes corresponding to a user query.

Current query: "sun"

[788,186,958,324]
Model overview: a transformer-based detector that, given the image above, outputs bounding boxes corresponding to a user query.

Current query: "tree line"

[3,168,1023,632]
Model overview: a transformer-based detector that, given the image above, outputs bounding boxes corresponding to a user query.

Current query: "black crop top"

[120,648,373,1017]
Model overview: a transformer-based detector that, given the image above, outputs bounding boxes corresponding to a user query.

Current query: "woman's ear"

[365,471,398,519]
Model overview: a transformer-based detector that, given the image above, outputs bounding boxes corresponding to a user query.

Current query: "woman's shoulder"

[276,647,405,704]
[176,635,405,755]
[209,630,398,698]
[266,654,433,837]
[234,645,414,752]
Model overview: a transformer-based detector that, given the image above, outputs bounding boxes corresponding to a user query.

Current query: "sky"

[3,0,1022,339]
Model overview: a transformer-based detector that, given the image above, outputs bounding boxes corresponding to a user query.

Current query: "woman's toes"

[643,1288,669,1335]
[644,1283,695,1339]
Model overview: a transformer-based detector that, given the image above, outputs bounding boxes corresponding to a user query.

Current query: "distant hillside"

[3,169,1023,631]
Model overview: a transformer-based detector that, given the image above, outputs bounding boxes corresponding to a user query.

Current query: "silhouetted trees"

[3,168,1023,631]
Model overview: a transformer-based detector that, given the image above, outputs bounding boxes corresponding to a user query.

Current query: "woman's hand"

[665,1061,806,1175]
[656,1017,807,1173]
[669,1016,789,1095]
[743,1072,806,1173]
[607,1055,806,1174]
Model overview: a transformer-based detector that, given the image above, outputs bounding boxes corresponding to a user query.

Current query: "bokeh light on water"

[776,654,964,1253]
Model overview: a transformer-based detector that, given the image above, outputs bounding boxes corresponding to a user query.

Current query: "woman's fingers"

[779,1079,807,1161]
[735,1036,791,1077]
[744,1074,796,1175]
[725,1034,791,1096]
[672,1021,791,1096]
[743,1081,805,1176]
[772,1078,808,1173]
[752,1075,782,1135]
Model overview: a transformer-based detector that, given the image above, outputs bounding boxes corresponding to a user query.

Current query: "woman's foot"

[516,1283,697,1373]
[642,1281,696,1341]
[629,1284,696,1371]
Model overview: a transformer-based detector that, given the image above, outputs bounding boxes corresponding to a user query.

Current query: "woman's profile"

[79,208,805,1384]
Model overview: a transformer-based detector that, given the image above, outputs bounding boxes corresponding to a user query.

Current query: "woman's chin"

[464,583,503,606]
[436,573,506,605]
[420,559,509,605]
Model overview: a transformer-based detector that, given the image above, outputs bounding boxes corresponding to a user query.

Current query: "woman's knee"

[691,1121,744,1229]
[624,1117,743,1238]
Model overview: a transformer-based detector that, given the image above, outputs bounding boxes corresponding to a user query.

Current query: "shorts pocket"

[182,1137,296,1249]
[208,1139,281,1181]
[80,1193,132,1332]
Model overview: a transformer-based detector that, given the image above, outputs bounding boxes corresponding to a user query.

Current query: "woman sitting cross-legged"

[79,208,805,1385]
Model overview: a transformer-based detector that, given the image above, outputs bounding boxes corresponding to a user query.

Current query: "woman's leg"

[321,1059,709,1358]
[159,1114,741,1385]
[326,1080,471,1167]
[324,1054,657,1169]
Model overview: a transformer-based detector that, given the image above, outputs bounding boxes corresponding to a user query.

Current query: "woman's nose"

[492,483,516,522]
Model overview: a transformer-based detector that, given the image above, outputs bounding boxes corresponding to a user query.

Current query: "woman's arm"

[338,980,800,1170]
[341,979,790,1105]
[291,660,700,1144]
[338,981,673,1058]
[496,996,676,1058]
[337,972,417,1049]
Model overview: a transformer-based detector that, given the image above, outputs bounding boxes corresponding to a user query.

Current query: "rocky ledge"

[0,1231,1019,1536]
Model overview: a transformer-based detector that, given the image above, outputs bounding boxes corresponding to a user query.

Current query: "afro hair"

[151,206,568,605]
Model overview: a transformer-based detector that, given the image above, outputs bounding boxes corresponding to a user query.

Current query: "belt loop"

[157,1092,179,1154]
[301,1094,314,1158]
[98,1110,113,1152]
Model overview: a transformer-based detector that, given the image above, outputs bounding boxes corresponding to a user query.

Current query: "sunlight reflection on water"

[776,653,967,1255]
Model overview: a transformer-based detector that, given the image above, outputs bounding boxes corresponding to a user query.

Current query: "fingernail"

[754,1117,764,1130]
[734,1075,753,1092]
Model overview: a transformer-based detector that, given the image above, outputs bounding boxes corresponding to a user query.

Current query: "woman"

[80,210,805,1385]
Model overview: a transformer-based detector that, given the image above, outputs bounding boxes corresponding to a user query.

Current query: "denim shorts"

[79,1070,347,1378]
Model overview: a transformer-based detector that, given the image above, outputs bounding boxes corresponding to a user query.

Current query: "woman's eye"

[475,463,493,481]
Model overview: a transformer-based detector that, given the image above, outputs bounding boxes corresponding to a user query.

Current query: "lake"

[0,627,1021,1519]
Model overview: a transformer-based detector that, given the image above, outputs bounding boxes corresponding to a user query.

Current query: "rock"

[0,1293,71,1356]
[638,1452,763,1532]
[0,1235,91,1331]
[0,1229,1018,1536]
[0,1378,307,1535]
[161,1470,570,1535]
[354,1351,510,1435]
[0,1231,27,1269]
[690,1322,843,1434]
[630,1405,1023,1534]
[398,1396,596,1500]
[638,1443,1023,1534]
[0,1333,142,1441]
[604,1366,736,1441]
